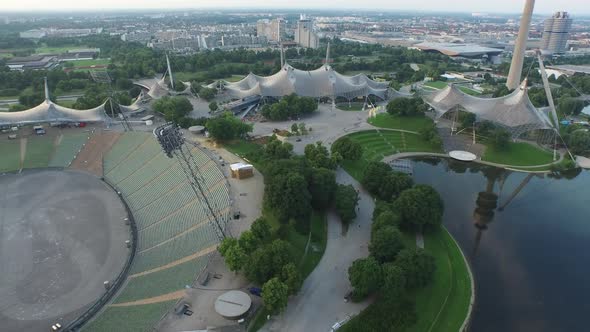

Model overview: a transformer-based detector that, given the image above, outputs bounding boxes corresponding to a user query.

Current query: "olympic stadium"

[0,124,231,331]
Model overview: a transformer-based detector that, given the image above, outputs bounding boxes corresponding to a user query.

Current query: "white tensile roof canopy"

[422,80,555,138]
[0,78,107,126]
[223,43,410,101]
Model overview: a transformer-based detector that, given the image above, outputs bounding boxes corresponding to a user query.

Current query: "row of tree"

[342,163,442,331]
[260,94,318,121]
[218,134,365,314]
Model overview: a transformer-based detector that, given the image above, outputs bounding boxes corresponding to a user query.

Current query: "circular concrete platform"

[0,169,130,332]
[449,150,477,162]
[214,290,252,319]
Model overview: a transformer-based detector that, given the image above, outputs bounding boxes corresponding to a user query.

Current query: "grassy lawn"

[56,100,76,108]
[424,81,448,89]
[83,300,176,332]
[64,58,110,67]
[0,95,18,101]
[35,44,88,54]
[406,228,471,332]
[457,86,482,96]
[339,130,443,180]
[23,136,55,169]
[368,113,434,132]
[337,103,364,111]
[482,142,554,166]
[0,140,22,172]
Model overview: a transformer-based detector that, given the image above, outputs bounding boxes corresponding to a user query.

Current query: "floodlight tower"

[153,123,226,241]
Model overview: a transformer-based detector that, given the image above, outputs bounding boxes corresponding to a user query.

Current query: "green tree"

[262,277,290,315]
[395,248,436,289]
[490,128,511,150]
[361,161,392,198]
[218,238,246,272]
[264,135,293,160]
[565,130,590,155]
[199,87,216,101]
[372,210,401,235]
[264,171,312,224]
[382,263,407,299]
[280,262,303,295]
[250,217,272,244]
[557,97,585,116]
[348,257,382,301]
[9,104,27,112]
[238,230,259,254]
[393,185,444,232]
[244,239,294,284]
[369,225,405,263]
[206,112,253,141]
[291,123,299,135]
[331,137,363,161]
[309,168,337,210]
[304,142,337,169]
[378,172,414,201]
[209,101,218,112]
[386,97,427,117]
[153,96,193,123]
[335,184,359,225]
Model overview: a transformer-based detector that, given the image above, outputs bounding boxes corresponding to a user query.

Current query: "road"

[0,94,82,106]
[261,168,374,332]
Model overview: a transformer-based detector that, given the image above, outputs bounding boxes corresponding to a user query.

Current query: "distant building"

[294,15,319,49]
[256,18,285,42]
[19,29,46,39]
[6,55,58,71]
[541,11,573,54]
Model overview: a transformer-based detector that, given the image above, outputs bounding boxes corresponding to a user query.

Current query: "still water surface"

[411,158,590,332]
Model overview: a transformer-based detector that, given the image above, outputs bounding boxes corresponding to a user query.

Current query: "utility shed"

[230,162,254,179]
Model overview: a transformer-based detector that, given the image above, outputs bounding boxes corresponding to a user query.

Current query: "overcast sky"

[0,0,588,15]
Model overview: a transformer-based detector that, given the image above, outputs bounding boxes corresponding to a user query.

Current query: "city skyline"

[1,0,589,15]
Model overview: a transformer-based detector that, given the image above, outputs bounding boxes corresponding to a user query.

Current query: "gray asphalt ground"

[0,169,129,332]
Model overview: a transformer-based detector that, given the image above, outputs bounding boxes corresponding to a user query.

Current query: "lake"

[411,158,590,332]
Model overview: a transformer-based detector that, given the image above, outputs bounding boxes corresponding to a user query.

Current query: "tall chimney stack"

[506,0,535,90]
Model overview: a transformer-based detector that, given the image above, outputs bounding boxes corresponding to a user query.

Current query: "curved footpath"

[382,151,565,173]
[261,169,374,332]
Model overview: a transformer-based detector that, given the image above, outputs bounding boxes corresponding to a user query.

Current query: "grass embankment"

[368,113,434,132]
[406,228,471,332]
[482,142,554,166]
[339,130,443,180]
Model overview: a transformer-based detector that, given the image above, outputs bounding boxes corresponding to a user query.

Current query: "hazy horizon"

[1,0,589,16]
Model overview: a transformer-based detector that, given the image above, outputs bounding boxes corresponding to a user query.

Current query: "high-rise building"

[294,15,319,49]
[256,18,285,42]
[507,0,535,90]
[541,11,573,54]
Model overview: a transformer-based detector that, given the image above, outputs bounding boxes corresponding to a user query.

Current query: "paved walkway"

[261,169,374,332]
[382,151,566,173]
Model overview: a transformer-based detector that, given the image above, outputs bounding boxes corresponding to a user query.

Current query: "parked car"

[248,287,262,297]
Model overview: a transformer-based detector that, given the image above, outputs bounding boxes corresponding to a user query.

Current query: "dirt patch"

[109,290,186,307]
[70,131,121,176]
